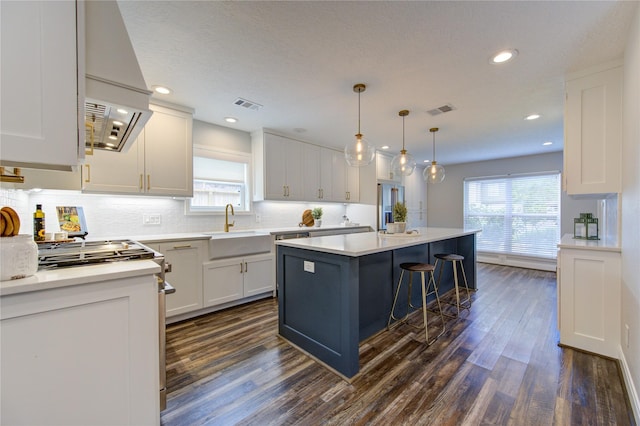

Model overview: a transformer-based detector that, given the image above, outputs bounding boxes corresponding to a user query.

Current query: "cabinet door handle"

[240,263,244,273]
[139,174,144,190]
[286,186,290,197]
[244,262,248,273]
[84,164,91,183]
[147,174,151,191]
[172,245,192,250]
[318,189,321,199]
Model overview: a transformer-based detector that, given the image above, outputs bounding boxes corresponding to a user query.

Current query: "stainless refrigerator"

[377,183,405,231]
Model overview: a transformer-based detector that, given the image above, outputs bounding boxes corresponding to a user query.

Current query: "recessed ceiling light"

[381,145,390,150]
[525,114,541,120]
[152,85,172,95]
[423,159,430,163]
[116,108,128,115]
[224,117,238,123]
[543,141,553,146]
[112,120,123,126]
[491,49,518,64]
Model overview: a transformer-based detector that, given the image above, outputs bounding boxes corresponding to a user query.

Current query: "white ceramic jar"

[0,235,39,281]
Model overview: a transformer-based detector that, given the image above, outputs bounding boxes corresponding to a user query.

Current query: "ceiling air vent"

[233,97,263,111]
[427,103,456,116]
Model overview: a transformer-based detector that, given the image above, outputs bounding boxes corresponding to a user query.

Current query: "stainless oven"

[38,239,174,411]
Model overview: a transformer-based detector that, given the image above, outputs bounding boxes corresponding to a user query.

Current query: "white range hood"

[84,1,152,153]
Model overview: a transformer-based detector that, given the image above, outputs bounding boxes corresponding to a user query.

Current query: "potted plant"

[389,202,407,233]
[312,207,323,227]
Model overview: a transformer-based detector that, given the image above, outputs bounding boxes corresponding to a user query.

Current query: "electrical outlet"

[255,214,261,223]
[625,324,630,348]
[143,214,162,225]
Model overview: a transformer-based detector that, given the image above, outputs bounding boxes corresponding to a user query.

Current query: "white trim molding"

[619,345,640,424]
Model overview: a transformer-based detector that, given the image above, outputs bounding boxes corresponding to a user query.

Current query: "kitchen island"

[275,227,479,379]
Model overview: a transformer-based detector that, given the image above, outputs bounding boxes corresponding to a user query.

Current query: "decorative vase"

[315,219,322,227]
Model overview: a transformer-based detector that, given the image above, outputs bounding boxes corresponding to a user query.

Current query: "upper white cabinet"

[0,1,83,170]
[253,131,304,201]
[303,145,359,202]
[404,166,427,227]
[82,103,193,196]
[564,65,622,194]
[253,130,359,203]
[376,152,402,183]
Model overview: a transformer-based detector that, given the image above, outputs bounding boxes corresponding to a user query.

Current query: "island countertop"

[275,227,480,257]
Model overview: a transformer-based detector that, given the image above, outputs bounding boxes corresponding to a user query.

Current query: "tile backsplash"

[0,189,375,239]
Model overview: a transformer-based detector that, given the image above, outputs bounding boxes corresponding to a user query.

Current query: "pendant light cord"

[357,90,361,135]
[402,115,405,150]
[432,131,435,161]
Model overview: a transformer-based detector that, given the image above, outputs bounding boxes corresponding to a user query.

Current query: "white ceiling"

[117,0,638,166]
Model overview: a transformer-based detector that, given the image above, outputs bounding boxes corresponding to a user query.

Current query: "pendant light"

[344,83,375,167]
[423,127,445,183]
[390,110,416,177]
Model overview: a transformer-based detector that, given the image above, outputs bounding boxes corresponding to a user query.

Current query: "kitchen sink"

[205,230,273,259]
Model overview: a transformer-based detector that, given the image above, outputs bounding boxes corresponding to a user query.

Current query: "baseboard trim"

[619,345,640,424]
[477,252,556,271]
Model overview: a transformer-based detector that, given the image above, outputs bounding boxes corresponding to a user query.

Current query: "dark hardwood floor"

[161,263,635,425]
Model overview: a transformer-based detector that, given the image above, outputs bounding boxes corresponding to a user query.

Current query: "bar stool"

[387,262,445,345]
[434,253,472,317]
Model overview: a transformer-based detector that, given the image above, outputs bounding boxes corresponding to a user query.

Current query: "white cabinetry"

[254,131,358,203]
[148,240,205,318]
[564,65,622,194]
[0,274,159,425]
[203,253,274,307]
[404,166,427,227]
[0,0,83,170]
[376,152,402,183]
[557,240,621,358]
[253,132,304,201]
[82,103,193,196]
[303,145,359,202]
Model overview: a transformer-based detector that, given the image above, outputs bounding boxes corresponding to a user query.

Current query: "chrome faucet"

[224,204,235,232]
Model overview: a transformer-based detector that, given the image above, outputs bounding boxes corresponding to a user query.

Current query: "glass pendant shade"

[391,109,416,176]
[391,150,416,176]
[345,83,375,167]
[345,133,376,167]
[424,161,445,183]
[424,127,445,183]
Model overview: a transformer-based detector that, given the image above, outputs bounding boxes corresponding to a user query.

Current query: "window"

[188,147,251,213]
[464,172,560,259]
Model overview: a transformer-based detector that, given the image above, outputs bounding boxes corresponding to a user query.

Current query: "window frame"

[463,171,561,260]
[185,145,252,215]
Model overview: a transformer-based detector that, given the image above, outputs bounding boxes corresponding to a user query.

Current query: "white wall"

[426,151,598,236]
[621,3,640,420]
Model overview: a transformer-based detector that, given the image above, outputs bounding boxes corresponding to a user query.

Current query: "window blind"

[463,172,561,259]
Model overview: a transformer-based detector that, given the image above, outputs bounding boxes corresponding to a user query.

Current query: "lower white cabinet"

[0,274,159,425]
[152,240,205,318]
[558,245,621,358]
[203,253,274,307]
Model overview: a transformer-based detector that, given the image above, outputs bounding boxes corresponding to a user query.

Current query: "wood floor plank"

[160,264,635,426]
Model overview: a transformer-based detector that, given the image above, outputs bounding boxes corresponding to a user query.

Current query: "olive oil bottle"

[33,204,45,241]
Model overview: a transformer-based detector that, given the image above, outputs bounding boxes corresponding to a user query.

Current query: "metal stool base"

[387,263,446,345]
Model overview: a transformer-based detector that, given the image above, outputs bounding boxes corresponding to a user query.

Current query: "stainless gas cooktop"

[38,239,158,269]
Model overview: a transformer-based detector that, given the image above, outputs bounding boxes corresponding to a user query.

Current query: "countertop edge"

[1,260,161,296]
[557,234,621,252]
[275,228,480,257]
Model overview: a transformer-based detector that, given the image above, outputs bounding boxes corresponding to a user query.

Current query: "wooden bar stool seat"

[434,253,472,317]
[387,262,445,345]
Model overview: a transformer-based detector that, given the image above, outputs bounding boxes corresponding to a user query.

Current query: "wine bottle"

[33,204,45,241]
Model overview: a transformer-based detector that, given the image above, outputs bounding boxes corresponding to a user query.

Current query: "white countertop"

[0,260,160,296]
[275,227,480,257]
[558,234,621,253]
[123,225,372,243]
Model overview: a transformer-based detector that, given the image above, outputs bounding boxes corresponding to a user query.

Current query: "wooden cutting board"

[300,209,314,227]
